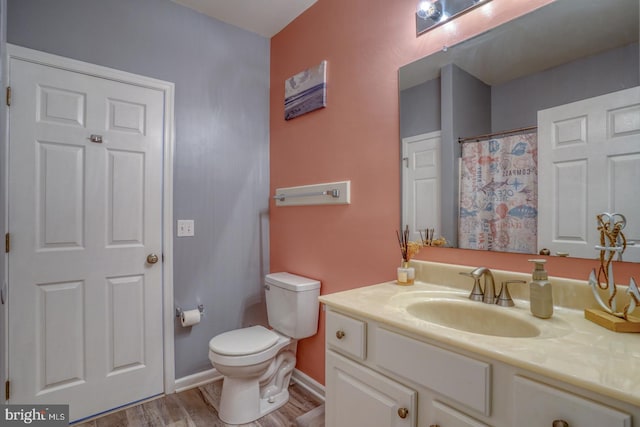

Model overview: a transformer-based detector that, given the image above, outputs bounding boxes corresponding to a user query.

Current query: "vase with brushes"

[396,225,422,285]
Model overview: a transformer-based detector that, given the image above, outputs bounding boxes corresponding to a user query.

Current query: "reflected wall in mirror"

[400,0,640,262]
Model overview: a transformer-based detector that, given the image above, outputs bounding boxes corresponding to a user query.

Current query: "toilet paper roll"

[180,309,201,327]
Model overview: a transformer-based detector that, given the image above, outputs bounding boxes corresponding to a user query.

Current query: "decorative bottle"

[528,259,553,318]
[397,261,415,285]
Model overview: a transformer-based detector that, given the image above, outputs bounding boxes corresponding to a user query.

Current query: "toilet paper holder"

[176,304,204,318]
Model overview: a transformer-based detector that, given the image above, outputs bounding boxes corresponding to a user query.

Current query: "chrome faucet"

[460,267,497,304]
[496,279,527,307]
[459,270,483,302]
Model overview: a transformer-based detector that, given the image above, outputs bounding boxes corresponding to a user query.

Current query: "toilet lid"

[209,325,279,356]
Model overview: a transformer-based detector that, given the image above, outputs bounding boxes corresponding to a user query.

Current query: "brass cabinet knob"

[429,425,440,427]
[552,421,569,427]
[397,407,409,419]
[335,330,345,340]
[147,253,159,264]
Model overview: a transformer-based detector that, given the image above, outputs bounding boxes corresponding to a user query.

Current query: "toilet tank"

[265,272,321,339]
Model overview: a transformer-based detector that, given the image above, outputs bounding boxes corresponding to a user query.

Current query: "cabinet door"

[326,351,417,427]
[513,376,631,427]
[432,401,490,427]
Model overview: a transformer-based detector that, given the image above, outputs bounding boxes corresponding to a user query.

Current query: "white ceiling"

[172,0,317,38]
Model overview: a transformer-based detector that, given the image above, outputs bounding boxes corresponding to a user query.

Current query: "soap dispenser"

[528,259,553,319]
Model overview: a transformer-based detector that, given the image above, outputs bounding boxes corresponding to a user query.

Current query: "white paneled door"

[538,86,640,261]
[8,53,165,421]
[402,131,441,243]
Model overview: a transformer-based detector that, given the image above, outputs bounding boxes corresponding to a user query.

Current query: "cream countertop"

[318,261,640,407]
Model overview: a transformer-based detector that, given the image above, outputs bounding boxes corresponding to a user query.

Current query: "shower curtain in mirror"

[458,132,538,253]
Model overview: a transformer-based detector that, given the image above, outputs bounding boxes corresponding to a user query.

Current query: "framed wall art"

[284,60,327,120]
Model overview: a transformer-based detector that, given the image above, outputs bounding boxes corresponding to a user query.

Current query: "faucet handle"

[459,271,484,301]
[496,280,527,307]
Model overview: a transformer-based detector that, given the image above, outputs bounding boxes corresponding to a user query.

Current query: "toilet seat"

[208,326,291,367]
[209,325,279,356]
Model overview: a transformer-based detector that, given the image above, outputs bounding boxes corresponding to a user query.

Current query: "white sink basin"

[388,288,572,339]
[406,299,541,338]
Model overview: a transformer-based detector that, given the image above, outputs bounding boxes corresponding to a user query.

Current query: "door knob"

[397,407,409,419]
[147,253,159,264]
[88,134,103,143]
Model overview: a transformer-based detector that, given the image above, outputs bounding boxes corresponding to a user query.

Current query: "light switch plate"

[177,220,194,237]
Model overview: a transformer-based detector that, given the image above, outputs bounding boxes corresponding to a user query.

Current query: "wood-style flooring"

[75,381,323,427]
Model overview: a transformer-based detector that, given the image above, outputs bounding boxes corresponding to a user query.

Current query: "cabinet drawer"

[513,376,631,427]
[375,328,491,416]
[325,310,367,360]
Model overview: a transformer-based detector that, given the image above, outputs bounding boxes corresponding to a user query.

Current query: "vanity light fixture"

[416,0,493,35]
[417,0,443,21]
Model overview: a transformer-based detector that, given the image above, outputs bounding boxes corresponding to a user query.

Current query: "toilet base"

[217,346,297,425]
[259,387,290,418]
[218,376,291,425]
[219,376,259,424]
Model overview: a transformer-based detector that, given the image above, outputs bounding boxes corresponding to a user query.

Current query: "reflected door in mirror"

[402,131,441,243]
[538,86,640,262]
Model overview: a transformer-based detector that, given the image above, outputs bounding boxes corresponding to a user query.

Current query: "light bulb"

[417,0,443,21]
[416,1,431,19]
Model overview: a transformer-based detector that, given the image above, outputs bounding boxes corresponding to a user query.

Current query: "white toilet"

[208,272,321,425]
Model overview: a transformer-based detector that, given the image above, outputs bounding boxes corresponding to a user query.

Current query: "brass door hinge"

[6,86,11,107]
[5,233,9,253]
[5,380,9,400]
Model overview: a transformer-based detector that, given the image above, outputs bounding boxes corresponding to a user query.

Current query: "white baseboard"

[291,369,325,402]
[174,368,222,393]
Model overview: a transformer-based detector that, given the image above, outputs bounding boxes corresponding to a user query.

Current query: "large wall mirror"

[400,0,639,262]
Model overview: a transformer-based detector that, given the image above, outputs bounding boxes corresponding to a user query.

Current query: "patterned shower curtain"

[458,132,538,253]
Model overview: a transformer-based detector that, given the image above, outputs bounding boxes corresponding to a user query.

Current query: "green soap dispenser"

[528,259,553,319]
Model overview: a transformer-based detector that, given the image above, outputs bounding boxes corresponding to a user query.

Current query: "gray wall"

[399,78,440,139]
[401,43,639,139]
[439,66,455,247]
[7,0,270,379]
[492,43,639,131]
[441,64,491,247]
[450,66,492,141]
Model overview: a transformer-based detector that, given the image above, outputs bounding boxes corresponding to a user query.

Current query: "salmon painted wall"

[270,0,640,385]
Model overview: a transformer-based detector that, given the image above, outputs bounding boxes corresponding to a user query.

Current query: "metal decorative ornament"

[588,212,640,319]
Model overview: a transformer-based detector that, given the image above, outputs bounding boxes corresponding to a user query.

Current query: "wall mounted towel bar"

[273,181,351,206]
[273,189,340,201]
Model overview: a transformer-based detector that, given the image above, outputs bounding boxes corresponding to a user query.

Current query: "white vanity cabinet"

[324,307,637,427]
[325,310,416,427]
[512,376,631,427]
[325,308,491,427]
